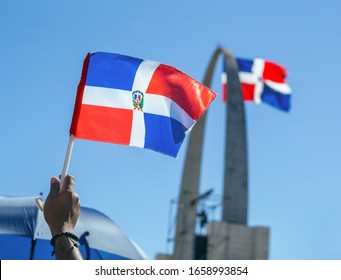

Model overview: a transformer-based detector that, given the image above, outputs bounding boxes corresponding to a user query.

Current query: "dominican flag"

[70,52,216,157]
[222,58,292,111]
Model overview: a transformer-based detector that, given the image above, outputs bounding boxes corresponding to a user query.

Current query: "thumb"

[49,177,61,196]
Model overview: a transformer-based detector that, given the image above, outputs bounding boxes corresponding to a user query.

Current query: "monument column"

[172,47,250,259]
[173,48,222,259]
[221,50,248,224]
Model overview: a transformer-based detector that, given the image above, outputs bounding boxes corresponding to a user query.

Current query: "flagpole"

[60,134,75,187]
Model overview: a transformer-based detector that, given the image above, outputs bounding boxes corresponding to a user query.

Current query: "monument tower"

[157,47,269,260]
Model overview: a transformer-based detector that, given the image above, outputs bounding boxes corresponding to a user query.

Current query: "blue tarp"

[0,196,147,260]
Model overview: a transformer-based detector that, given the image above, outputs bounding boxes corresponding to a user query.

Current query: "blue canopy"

[0,196,148,260]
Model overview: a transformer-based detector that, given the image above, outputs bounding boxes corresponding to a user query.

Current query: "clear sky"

[1,0,341,260]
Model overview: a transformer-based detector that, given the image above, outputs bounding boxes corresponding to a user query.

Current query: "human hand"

[43,175,80,236]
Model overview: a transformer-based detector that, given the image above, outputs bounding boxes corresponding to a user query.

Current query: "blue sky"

[1,0,341,259]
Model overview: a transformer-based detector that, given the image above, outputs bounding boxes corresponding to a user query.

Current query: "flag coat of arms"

[222,58,292,111]
[70,52,216,157]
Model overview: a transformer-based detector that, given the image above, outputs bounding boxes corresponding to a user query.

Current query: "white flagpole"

[34,135,75,211]
[60,134,75,186]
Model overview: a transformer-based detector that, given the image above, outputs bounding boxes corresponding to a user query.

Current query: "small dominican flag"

[222,57,292,111]
[70,52,216,157]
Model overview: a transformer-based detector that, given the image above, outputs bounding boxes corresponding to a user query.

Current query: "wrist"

[51,232,79,246]
[49,225,75,237]
[50,232,80,259]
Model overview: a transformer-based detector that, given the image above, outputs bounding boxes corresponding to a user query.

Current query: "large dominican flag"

[70,52,216,157]
[222,58,292,111]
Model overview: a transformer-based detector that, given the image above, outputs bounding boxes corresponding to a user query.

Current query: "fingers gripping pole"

[61,135,75,185]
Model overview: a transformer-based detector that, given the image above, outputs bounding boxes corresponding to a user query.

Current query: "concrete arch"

[173,47,248,259]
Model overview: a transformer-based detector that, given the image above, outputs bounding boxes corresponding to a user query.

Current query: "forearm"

[53,235,83,260]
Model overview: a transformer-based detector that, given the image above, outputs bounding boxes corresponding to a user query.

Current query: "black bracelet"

[50,232,79,256]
